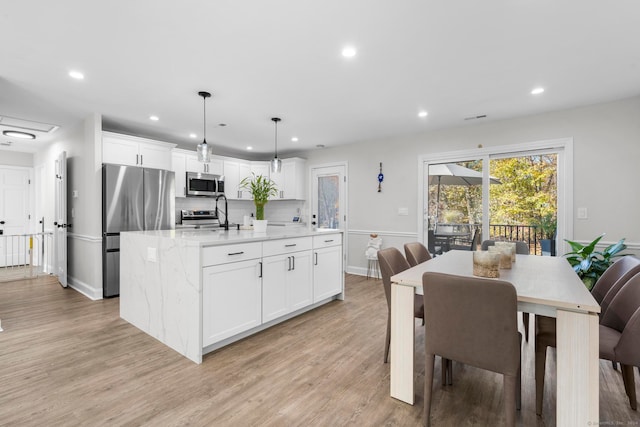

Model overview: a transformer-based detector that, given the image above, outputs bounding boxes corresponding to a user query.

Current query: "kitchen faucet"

[215,194,229,230]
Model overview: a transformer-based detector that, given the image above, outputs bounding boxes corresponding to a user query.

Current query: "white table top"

[391,250,600,314]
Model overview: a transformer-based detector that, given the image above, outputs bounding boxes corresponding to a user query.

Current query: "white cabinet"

[102,132,175,170]
[186,156,223,175]
[250,161,270,179]
[270,157,306,200]
[313,233,343,302]
[223,159,251,200]
[262,237,313,322]
[202,254,262,347]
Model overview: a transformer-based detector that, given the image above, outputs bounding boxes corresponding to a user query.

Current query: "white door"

[0,167,30,267]
[53,151,68,287]
[310,164,346,230]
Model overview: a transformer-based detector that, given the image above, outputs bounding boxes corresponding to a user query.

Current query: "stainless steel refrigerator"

[102,164,175,297]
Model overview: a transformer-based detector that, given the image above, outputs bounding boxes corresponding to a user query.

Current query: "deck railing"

[433,223,543,255]
[0,232,54,282]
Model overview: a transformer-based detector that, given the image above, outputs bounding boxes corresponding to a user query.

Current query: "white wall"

[302,96,640,274]
[34,114,103,299]
[0,151,33,167]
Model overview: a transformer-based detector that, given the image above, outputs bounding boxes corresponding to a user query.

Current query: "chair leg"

[425,354,436,427]
[517,360,522,411]
[384,315,390,363]
[621,364,637,410]
[448,358,453,385]
[522,312,529,342]
[612,360,618,371]
[535,343,547,415]
[503,374,517,427]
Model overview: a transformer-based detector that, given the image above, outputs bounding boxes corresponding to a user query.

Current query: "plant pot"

[540,239,556,256]
[253,219,268,233]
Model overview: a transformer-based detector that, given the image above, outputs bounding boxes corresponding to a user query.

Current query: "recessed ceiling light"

[149,115,159,121]
[291,137,299,142]
[68,70,84,80]
[418,111,428,118]
[246,146,253,151]
[189,133,197,138]
[342,46,357,58]
[3,130,36,139]
[531,87,545,95]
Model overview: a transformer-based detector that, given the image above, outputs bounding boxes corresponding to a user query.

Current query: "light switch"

[147,247,157,262]
[72,190,79,198]
[398,207,409,216]
[577,207,588,219]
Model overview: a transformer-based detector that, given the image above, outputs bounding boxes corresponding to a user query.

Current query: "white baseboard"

[68,275,103,300]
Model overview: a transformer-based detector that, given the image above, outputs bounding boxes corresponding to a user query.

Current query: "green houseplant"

[563,234,627,290]
[239,173,278,221]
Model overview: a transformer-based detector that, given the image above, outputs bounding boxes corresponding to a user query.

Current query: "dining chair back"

[481,240,529,254]
[377,247,424,363]
[593,256,640,317]
[422,272,521,426]
[404,242,432,267]
[599,272,640,410]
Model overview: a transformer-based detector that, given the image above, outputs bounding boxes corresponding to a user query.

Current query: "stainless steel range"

[180,210,220,228]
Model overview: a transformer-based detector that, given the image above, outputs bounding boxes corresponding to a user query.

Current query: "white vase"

[253,219,268,233]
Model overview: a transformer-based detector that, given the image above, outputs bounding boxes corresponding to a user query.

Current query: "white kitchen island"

[120,227,343,363]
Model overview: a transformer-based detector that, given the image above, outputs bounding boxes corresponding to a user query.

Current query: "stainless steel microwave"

[186,172,225,197]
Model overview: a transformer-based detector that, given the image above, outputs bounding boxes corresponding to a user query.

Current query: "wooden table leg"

[390,282,415,404]
[556,310,599,425]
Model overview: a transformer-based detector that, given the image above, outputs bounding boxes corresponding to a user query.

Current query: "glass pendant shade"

[197,142,211,163]
[270,117,282,173]
[270,157,282,173]
[197,91,212,163]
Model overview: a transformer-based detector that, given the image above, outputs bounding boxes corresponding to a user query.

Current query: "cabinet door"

[289,251,313,311]
[251,162,270,179]
[138,141,172,170]
[185,155,206,173]
[262,254,289,323]
[313,245,343,302]
[172,152,187,197]
[202,259,262,346]
[103,137,139,166]
[238,162,252,199]
[223,161,241,199]
[208,158,224,175]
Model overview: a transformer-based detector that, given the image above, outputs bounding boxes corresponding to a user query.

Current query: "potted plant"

[239,173,278,232]
[536,213,557,256]
[563,234,627,290]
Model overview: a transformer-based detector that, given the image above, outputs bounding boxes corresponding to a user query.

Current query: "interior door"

[310,165,346,230]
[53,151,67,287]
[0,167,30,267]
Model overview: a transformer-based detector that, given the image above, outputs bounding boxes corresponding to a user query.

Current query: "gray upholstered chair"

[377,247,424,363]
[422,272,521,427]
[536,266,640,415]
[593,256,640,318]
[404,242,432,267]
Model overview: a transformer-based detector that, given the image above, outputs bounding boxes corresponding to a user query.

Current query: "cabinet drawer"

[263,237,312,257]
[202,242,262,266]
[312,233,342,248]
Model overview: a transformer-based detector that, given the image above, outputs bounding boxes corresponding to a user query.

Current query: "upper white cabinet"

[223,159,252,200]
[102,132,175,170]
[250,162,270,180]
[270,157,306,200]
[186,156,223,175]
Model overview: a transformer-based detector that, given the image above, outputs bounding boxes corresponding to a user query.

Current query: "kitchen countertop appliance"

[102,164,175,297]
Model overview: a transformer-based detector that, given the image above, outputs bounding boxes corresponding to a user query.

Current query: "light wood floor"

[1,274,639,426]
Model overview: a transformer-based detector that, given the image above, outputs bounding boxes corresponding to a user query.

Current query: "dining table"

[389,250,600,426]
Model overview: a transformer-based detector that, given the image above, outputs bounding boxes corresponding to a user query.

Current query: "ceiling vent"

[0,115,60,134]
[464,114,487,121]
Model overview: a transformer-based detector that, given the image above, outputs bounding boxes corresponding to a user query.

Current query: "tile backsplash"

[175,197,306,225]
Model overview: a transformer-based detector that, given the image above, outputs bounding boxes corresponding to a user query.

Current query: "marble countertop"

[122,227,341,246]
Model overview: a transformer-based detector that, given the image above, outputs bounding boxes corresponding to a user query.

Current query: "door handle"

[258,261,263,278]
[0,220,5,225]
[287,256,292,271]
[291,255,295,270]
[314,252,318,265]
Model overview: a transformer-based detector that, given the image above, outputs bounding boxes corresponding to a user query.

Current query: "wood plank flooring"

[1,274,639,426]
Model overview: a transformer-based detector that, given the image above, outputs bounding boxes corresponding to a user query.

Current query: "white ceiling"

[1,1,640,156]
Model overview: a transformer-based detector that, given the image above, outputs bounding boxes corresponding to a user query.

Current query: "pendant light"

[196,91,212,163]
[270,117,282,173]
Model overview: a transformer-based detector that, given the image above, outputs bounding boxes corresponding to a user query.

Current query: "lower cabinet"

[262,250,313,323]
[313,239,343,302]
[202,259,262,346]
